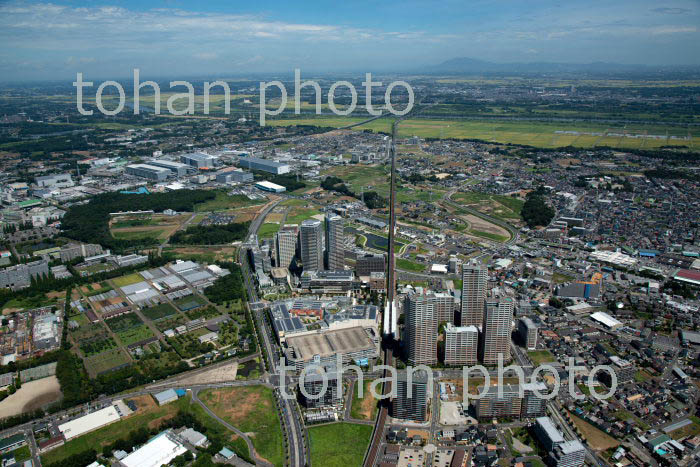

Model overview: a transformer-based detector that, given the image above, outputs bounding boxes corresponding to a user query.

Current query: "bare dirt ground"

[462,214,510,237]
[0,376,62,418]
[173,362,238,386]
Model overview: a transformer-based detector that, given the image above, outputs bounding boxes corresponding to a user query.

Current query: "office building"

[518,317,538,350]
[125,164,170,181]
[59,243,104,262]
[275,225,298,269]
[325,213,345,270]
[299,369,342,409]
[237,156,290,175]
[460,265,488,326]
[404,293,438,366]
[474,384,522,419]
[356,253,385,277]
[481,298,513,365]
[180,152,218,169]
[444,323,478,366]
[147,159,189,177]
[300,219,323,272]
[392,370,429,421]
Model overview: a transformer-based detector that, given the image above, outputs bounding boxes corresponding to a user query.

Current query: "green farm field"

[269,117,700,149]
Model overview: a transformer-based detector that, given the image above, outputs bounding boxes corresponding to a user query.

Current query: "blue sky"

[0,0,698,80]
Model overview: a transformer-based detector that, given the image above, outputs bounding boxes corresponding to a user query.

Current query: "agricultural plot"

[270,117,700,149]
[140,303,178,321]
[105,312,144,333]
[154,314,188,332]
[83,347,131,376]
[117,325,156,347]
[173,294,207,312]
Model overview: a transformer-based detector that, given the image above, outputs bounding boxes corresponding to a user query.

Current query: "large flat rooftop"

[286,326,375,361]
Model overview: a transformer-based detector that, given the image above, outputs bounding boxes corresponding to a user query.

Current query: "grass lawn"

[308,423,373,467]
[613,409,650,430]
[469,229,509,242]
[199,386,284,466]
[258,222,281,239]
[396,258,426,272]
[286,207,321,224]
[350,380,379,421]
[112,273,145,287]
[552,272,574,284]
[527,350,556,365]
[9,445,31,462]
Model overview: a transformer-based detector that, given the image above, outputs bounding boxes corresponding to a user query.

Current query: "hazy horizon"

[1,0,699,81]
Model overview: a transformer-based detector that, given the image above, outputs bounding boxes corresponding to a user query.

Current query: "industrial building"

[590,311,622,330]
[35,173,74,189]
[58,405,122,440]
[255,180,286,192]
[125,164,171,181]
[153,388,179,405]
[147,159,189,177]
[215,168,253,183]
[180,152,218,169]
[120,430,189,467]
[237,156,290,174]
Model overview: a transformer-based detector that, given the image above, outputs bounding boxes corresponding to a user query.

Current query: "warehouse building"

[237,156,290,174]
[180,152,219,169]
[147,160,189,177]
[215,168,253,183]
[125,164,171,182]
[35,173,74,189]
[120,430,189,467]
[58,405,122,440]
[590,311,622,330]
[255,181,286,193]
[153,388,179,405]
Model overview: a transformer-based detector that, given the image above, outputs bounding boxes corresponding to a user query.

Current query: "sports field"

[268,117,699,149]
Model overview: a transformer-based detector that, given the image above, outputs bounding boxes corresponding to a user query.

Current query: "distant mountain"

[430,57,699,74]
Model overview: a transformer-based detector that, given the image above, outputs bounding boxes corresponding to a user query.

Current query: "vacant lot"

[0,376,62,418]
[528,350,556,365]
[350,380,379,421]
[199,386,284,466]
[569,412,619,451]
[308,423,373,467]
[461,214,511,242]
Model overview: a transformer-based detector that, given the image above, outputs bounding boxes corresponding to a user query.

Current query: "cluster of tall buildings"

[402,264,517,367]
[274,213,346,273]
